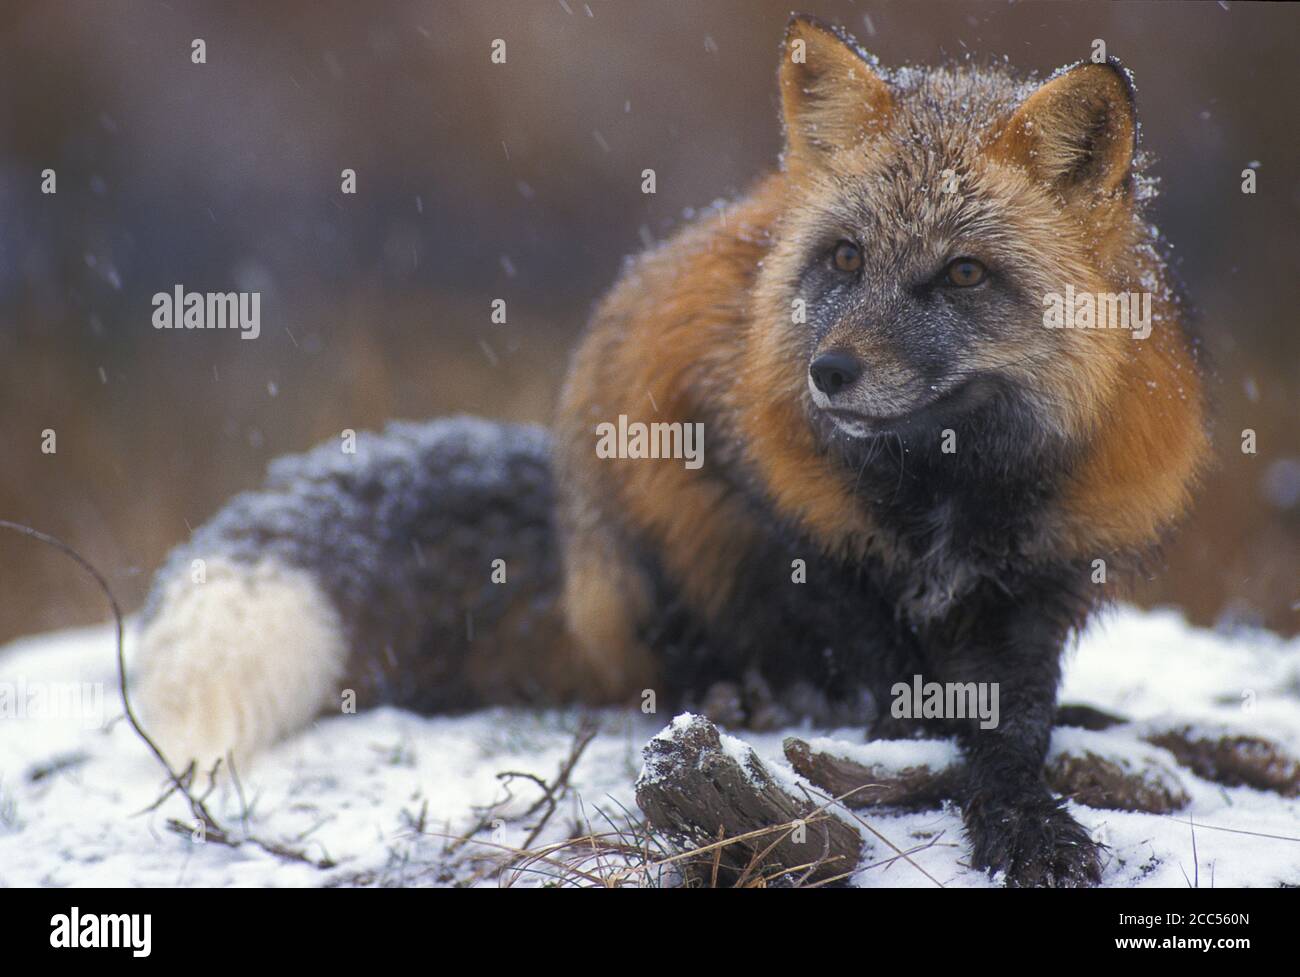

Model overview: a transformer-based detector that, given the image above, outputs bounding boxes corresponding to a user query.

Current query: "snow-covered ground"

[0,605,1297,887]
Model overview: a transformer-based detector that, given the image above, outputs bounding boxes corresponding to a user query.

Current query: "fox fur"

[134,16,1207,887]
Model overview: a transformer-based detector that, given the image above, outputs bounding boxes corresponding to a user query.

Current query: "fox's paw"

[697,671,873,730]
[964,790,1104,888]
[133,556,347,774]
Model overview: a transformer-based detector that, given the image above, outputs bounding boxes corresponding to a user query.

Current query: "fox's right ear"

[780,15,893,166]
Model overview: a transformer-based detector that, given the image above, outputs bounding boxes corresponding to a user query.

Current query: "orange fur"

[552,17,1207,686]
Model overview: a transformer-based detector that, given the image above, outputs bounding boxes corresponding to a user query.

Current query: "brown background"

[0,0,1296,642]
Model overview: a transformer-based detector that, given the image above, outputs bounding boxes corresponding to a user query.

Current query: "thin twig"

[0,520,334,870]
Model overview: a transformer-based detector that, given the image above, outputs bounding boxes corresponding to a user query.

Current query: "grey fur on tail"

[135,417,565,765]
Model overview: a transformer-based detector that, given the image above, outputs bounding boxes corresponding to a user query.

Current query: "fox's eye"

[832,240,863,274]
[945,257,987,287]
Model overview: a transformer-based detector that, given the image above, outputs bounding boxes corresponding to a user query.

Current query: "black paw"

[697,671,873,730]
[964,790,1104,887]
[696,674,793,730]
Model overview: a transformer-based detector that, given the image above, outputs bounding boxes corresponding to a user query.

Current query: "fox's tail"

[133,417,569,771]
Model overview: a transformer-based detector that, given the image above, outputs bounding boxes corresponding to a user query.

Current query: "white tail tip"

[133,556,347,774]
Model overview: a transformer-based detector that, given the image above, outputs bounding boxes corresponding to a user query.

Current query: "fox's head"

[751,15,1154,451]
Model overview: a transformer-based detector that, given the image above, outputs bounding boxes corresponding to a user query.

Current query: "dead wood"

[635,715,862,887]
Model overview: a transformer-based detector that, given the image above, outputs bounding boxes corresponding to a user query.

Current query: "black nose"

[809,351,862,396]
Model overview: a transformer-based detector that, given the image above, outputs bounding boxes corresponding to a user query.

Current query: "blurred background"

[0,0,1295,642]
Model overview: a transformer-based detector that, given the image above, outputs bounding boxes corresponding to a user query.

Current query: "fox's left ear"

[992,60,1137,197]
[780,15,893,164]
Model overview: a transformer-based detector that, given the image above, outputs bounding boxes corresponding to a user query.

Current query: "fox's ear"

[780,15,893,164]
[992,60,1136,197]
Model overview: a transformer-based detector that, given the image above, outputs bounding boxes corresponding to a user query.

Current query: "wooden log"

[783,737,961,809]
[1046,751,1188,813]
[635,715,862,887]
[1145,726,1300,797]
[1055,703,1129,731]
[784,737,1190,814]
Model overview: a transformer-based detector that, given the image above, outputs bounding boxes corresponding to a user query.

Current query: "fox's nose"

[809,351,862,396]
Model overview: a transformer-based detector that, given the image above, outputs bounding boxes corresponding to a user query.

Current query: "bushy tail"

[134,417,566,770]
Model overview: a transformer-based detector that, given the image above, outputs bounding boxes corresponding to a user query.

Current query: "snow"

[799,735,962,772]
[0,605,1296,887]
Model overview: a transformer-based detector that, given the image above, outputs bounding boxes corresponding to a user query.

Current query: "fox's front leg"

[936,596,1104,887]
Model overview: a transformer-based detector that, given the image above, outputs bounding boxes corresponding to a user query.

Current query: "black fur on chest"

[640,391,1093,709]
[829,386,1084,615]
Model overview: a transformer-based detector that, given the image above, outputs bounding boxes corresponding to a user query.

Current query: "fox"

[133,16,1207,886]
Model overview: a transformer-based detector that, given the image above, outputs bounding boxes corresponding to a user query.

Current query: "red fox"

[134,16,1207,886]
